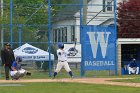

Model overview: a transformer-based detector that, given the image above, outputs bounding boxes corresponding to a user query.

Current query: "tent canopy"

[13,43,54,61]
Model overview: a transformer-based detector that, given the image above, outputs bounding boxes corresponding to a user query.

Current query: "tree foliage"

[117,0,140,38]
[0,0,74,49]
[14,0,47,24]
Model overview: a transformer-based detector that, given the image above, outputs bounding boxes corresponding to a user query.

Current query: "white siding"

[74,0,114,25]
[52,0,124,43]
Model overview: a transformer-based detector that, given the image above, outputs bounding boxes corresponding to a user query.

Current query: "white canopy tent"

[13,43,54,61]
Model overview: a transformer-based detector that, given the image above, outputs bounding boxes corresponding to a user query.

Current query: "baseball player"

[10,56,31,80]
[53,43,73,79]
[128,58,139,74]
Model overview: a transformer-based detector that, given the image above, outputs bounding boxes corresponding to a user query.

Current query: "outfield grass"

[0,68,140,93]
[1,67,140,82]
[110,75,140,83]
[0,68,113,79]
[0,68,140,78]
[0,82,140,93]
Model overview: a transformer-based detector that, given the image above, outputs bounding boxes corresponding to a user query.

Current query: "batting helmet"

[58,43,64,49]
[16,56,22,62]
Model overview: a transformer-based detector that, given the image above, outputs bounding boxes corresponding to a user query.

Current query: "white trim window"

[53,29,58,42]
[61,28,64,42]
[63,27,67,42]
[71,26,75,42]
[103,0,113,12]
[53,27,67,42]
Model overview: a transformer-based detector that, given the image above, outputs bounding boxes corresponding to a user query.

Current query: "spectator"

[128,58,139,74]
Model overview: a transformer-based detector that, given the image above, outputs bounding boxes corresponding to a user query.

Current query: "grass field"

[0,82,140,93]
[1,68,140,93]
[1,67,140,79]
[110,76,140,83]
[0,68,117,79]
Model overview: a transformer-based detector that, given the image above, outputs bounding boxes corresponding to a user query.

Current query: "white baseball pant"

[10,69,26,79]
[128,67,139,74]
[55,61,71,72]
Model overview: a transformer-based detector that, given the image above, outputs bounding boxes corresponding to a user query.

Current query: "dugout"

[117,38,140,75]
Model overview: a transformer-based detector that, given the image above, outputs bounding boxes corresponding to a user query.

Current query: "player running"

[53,43,73,79]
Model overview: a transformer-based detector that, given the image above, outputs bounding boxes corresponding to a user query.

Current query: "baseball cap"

[5,43,11,46]
[133,58,136,61]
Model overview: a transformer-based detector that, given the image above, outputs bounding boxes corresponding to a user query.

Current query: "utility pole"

[83,0,87,25]
[10,0,13,47]
[1,0,4,48]
[80,0,87,77]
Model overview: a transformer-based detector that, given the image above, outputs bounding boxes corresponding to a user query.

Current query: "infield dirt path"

[0,78,140,87]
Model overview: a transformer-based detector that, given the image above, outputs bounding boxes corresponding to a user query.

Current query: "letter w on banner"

[81,25,116,70]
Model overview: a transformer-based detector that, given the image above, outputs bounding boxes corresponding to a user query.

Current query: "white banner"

[64,44,81,63]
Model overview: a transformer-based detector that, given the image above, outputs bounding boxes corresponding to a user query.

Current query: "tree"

[0,0,74,47]
[117,0,140,38]
[14,0,48,24]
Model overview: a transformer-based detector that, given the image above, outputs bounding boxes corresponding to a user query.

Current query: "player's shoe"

[26,72,31,76]
[12,78,19,80]
[52,77,55,79]
[71,76,74,79]
[6,78,10,80]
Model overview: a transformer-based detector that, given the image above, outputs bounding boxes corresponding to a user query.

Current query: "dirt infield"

[0,78,140,87]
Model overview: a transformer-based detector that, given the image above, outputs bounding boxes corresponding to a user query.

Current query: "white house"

[51,0,126,43]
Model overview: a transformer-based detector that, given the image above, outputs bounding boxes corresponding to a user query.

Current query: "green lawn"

[1,68,140,79]
[110,76,140,83]
[0,82,140,93]
[1,69,140,93]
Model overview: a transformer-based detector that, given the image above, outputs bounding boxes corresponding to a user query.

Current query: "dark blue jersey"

[129,62,138,68]
[11,61,21,71]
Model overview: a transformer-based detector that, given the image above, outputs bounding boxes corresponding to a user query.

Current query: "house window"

[62,28,64,42]
[106,1,113,11]
[60,28,63,42]
[63,27,67,42]
[58,28,61,42]
[54,27,67,42]
[53,29,55,42]
[71,26,75,42]
[53,29,57,42]
[103,0,113,12]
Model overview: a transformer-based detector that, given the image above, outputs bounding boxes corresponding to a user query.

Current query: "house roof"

[118,38,140,44]
[99,18,114,25]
